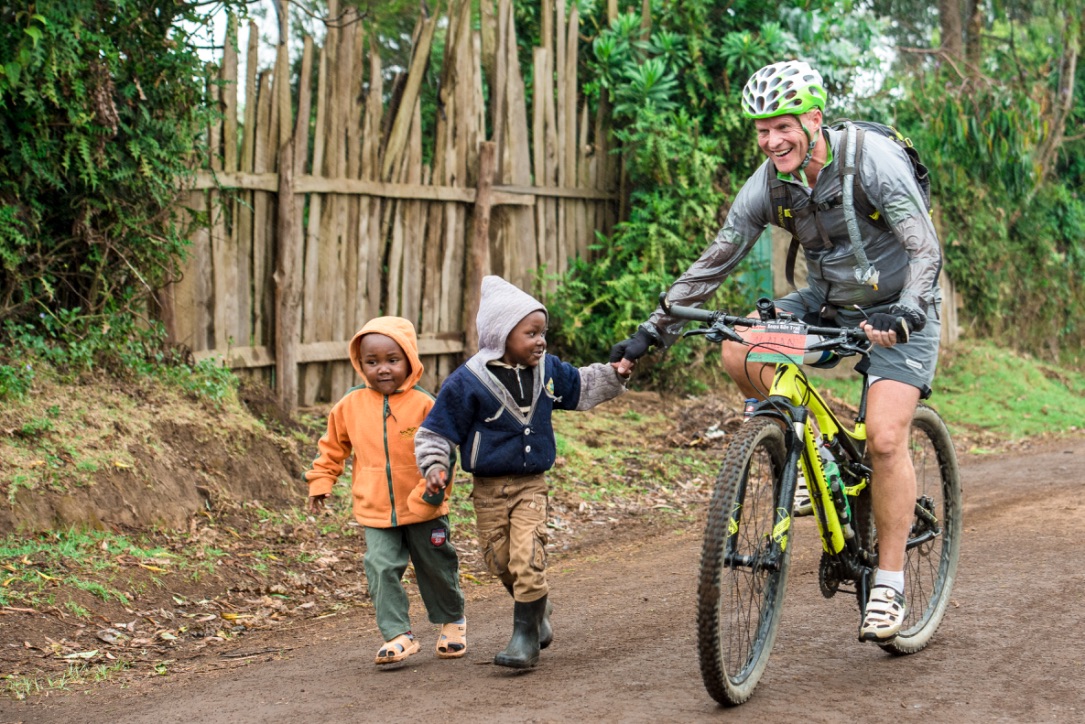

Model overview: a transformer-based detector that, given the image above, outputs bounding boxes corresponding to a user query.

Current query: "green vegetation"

[544,1,1084,381]
[2,660,131,701]
[0,0,244,404]
[810,342,1085,440]
[0,361,249,501]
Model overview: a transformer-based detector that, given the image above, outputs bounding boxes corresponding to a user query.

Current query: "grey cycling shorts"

[775,288,941,393]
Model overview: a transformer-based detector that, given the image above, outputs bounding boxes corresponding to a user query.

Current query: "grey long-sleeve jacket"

[645,125,942,347]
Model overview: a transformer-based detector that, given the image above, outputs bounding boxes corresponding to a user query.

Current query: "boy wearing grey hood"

[415,275,629,669]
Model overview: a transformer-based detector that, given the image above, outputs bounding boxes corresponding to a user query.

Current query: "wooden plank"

[577,101,590,259]
[300,39,329,406]
[346,21,365,340]
[554,0,567,273]
[194,334,466,368]
[240,21,259,174]
[532,47,547,192]
[555,0,566,190]
[493,0,509,169]
[501,0,535,290]
[220,16,246,346]
[437,0,472,371]
[380,8,438,181]
[251,70,273,347]
[361,34,384,322]
[564,4,578,193]
[541,27,559,286]
[314,0,343,400]
[273,0,301,409]
[562,3,579,276]
[234,21,259,349]
[466,141,496,355]
[401,102,425,325]
[222,15,239,173]
[167,192,206,350]
[480,0,496,91]
[532,47,550,278]
[196,172,561,203]
[542,0,553,52]
[494,184,608,200]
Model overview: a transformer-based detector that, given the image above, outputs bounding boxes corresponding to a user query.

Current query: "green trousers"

[363,516,464,641]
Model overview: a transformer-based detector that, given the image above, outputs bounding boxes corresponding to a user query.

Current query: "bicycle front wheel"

[697,417,791,706]
[856,403,962,655]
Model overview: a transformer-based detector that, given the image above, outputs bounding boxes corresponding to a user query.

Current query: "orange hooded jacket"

[305,317,445,528]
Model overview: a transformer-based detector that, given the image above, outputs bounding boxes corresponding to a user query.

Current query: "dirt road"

[7,439,1084,723]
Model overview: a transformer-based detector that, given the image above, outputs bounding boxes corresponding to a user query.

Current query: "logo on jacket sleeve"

[430,527,448,546]
[546,377,555,396]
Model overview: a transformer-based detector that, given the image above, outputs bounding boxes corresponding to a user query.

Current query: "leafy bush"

[546,3,884,389]
[0,1,244,397]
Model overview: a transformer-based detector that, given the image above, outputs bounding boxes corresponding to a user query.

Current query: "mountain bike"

[662,295,962,706]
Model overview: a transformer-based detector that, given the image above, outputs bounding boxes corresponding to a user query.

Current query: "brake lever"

[683,324,745,344]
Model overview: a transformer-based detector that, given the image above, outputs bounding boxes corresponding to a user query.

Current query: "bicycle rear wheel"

[697,417,791,705]
[855,403,962,655]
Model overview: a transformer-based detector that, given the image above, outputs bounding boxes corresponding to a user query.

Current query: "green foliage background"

[541,0,1084,380]
[0,1,242,397]
[0,0,1082,400]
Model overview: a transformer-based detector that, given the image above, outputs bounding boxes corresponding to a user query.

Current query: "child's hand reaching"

[425,468,447,495]
[308,494,329,515]
[612,360,634,380]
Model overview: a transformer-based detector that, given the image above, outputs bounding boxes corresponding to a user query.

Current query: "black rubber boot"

[539,598,554,649]
[493,597,547,669]
[503,583,553,650]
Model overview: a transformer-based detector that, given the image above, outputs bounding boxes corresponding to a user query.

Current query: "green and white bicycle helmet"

[742,60,827,119]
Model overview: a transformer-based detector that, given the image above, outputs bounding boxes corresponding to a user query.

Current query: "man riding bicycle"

[610,59,943,642]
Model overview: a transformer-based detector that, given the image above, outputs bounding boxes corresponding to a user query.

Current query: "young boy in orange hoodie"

[306,316,465,666]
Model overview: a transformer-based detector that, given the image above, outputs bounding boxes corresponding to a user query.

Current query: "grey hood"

[474,275,547,364]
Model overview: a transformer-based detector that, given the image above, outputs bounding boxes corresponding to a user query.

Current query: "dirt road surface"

[6,439,1083,723]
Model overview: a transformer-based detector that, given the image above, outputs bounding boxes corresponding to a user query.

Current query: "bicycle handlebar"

[659,293,873,349]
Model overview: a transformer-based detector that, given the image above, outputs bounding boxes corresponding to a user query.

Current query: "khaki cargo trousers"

[471,472,549,603]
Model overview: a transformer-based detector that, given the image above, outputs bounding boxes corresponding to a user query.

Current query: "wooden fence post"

[465,141,496,356]
[273,1,300,409]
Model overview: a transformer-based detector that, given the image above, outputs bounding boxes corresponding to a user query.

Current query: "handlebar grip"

[659,292,714,323]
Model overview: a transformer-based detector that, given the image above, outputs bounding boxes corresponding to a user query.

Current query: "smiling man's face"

[754,109,821,176]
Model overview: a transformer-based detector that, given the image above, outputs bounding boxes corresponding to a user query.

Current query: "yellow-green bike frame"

[766,362,870,556]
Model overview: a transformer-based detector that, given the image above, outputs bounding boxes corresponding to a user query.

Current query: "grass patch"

[806,341,1085,440]
[2,660,132,700]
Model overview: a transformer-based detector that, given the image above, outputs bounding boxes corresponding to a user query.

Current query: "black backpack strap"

[770,176,795,235]
[770,175,801,289]
[785,235,800,289]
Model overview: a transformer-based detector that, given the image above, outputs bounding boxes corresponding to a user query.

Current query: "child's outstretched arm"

[573,361,629,411]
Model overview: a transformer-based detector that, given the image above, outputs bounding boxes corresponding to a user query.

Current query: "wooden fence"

[157,0,623,407]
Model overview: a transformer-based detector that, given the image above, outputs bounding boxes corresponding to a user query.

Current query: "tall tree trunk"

[939,0,963,59]
[965,0,984,80]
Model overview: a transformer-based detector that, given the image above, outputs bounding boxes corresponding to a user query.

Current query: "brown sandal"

[435,619,467,659]
[375,633,419,665]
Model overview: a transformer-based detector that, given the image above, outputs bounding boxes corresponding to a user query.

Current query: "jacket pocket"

[469,431,481,469]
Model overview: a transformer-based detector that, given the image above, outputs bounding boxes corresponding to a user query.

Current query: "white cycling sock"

[874,569,905,595]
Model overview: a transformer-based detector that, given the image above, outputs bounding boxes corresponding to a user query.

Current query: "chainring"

[819,552,844,598]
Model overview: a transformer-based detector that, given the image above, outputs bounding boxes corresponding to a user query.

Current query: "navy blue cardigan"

[420,354,582,477]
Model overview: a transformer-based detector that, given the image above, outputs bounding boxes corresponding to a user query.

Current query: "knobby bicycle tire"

[697,417,792,706]
[854,404,962,654]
